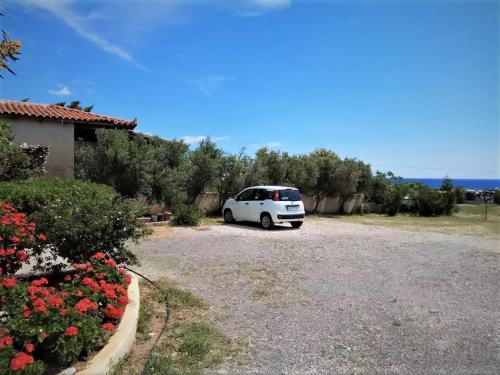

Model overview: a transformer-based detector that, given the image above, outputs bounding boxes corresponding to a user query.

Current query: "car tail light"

[273,190,280,201]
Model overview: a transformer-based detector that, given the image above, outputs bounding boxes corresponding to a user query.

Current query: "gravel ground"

[131,220,500,374]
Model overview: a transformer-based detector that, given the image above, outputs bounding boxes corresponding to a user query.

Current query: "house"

[0,100,137,178]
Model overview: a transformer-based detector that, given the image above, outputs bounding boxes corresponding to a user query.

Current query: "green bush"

[0,179,147,271]
[172,204,204,226]
[0,122,39,181]
[454,187,465,204]
[407,183,455,216]
[494,190,500,205]
[383,184,407,216]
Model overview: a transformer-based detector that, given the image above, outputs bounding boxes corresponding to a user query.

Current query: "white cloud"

[180,135,230,145]
[190,75,233,95]
[48,84,71,96]
[18,0,145,69]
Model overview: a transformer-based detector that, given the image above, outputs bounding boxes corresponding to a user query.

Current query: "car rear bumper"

[275,213,305,221]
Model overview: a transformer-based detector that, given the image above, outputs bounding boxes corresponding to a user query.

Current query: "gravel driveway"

[131,220,499,374]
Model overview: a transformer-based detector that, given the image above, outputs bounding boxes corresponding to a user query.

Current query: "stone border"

[59,273,140,375]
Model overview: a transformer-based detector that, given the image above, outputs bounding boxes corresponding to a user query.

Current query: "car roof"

[244,186,298,190]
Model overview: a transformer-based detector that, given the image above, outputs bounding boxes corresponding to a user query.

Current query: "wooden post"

[485,203,488,221]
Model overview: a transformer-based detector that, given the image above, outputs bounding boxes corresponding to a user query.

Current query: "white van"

[222,186,305,229]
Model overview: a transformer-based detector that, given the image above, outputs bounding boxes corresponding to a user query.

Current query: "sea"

[402,178,500,190]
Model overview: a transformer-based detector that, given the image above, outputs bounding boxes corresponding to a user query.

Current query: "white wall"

[7,117,75,178]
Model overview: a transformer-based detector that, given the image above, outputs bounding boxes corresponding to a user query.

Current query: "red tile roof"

[0,100,137,129]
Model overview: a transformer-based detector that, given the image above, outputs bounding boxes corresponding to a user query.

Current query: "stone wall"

[194,193,220,214]
[195,192,365,215]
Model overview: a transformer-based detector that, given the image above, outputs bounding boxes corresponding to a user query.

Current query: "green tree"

[187,138,223,202]
[309,149,341,213]
[54,100,93,112]
[75,129,151,197]
[148,136,190,209]
[216,153,250,209]
[368,171,390,204]
[0,14,21,78]
[440,177,453,192]
[284,154,318,194]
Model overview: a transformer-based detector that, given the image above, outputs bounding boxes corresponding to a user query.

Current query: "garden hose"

[123,266,171,375]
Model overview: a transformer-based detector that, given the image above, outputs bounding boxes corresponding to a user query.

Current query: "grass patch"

[111,279,234,375]
[137,297,155,341]
[237,263,278,301]
[310,204,500,237]
[154,280,208,310]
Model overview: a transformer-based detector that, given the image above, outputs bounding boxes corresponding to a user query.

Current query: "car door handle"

[260,203,264,205]
[245,202,249,205]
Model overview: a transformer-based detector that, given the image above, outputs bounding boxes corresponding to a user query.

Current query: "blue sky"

[1,0,498,178]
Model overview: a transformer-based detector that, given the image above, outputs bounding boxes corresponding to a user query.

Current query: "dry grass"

[309,204,500,238]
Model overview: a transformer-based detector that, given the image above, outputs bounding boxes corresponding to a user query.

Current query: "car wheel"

[223,209,234,223]
[291,221,303,229]
[260,213,274,229]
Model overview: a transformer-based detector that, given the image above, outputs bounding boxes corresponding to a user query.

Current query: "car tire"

[260,213,274,229]
[223,209,234,223]
[291,221,303,229]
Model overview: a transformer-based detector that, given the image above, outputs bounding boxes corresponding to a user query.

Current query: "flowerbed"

[0,201,131,374]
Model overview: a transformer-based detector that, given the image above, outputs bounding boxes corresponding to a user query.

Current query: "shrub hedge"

[172,204,204,226]
[0,179,147,271]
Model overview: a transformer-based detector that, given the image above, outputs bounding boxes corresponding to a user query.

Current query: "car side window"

[254,189,268,201]
[237,189,253,201]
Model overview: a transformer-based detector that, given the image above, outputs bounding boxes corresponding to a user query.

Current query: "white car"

[222,186,305,229]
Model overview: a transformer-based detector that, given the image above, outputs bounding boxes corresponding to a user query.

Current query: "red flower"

[22,310,32,319]
[92,252,106,260]
[75,298,98,314]
[2,277,16,288]
[32,298,47,314]
[72,263,87,270]
[5,248,15,256]
[24,343,35,353]
[101,284,117,299]
[124,275,131,285]
[115,285,127,295]
[118,296,129,306]
[102,322,115,332]
[47,296,64,308]
[60,308,69,316]
[10,352,34,371]
[65,326,78,336]
[0,336,13,349]
[95,273,104,280]
[10,236,21,243]
[105,304,124,319]
[17,249,27,262]
[76,289,84,297]
[31,278,48,287]
[63,275,72,282]
[106,258,117,268]
[37,234,47,241]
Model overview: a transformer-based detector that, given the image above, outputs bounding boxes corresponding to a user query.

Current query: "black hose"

[123,266,171,375]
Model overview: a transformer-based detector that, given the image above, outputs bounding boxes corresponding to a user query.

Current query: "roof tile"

[0,100,136,128]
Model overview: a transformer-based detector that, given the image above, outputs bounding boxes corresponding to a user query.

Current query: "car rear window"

[279,189,301,201]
